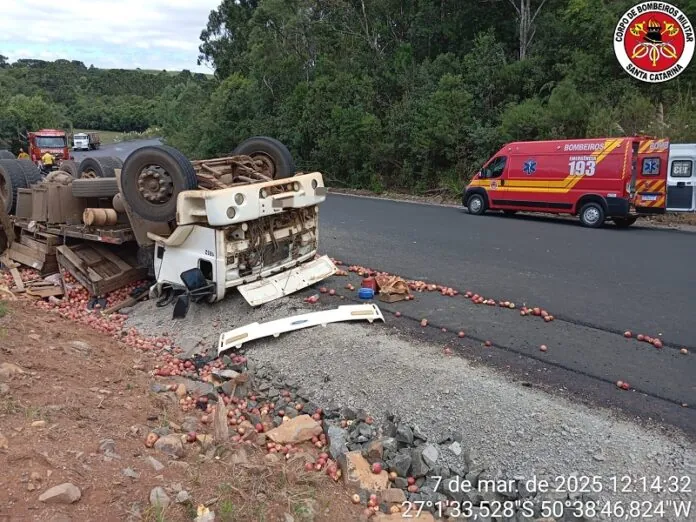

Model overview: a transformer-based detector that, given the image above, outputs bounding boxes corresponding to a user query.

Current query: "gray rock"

[358,423,373,438]
[122,468,139,479]
[175,490,191,504]
[341,407,357,420]
[268,388,280,400]
[394,477,408,489]
[382,438,398,458]
[150,383,168,393]
[388,452,412,477]
[154,434,185,458]
[412,424,427,441]
[147,457,165,472]
[421,443,439,467]
[382,421,397,438]
[395,425,414,445]
[448,441,462,456]
[409,447,430,477]
[284,406,299,419]
[327,425,349,460]
[356,409,368,422]
[39,483,81,504]
[149,487,170,509]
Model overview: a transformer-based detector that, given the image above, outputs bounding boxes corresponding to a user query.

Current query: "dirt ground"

[0,301,363,522]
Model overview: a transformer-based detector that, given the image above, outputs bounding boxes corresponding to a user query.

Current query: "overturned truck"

[0,137,336,307]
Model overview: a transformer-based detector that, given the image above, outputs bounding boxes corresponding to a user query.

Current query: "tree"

[507,0,548,59]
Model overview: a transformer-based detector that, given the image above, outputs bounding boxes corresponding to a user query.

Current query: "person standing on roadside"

[17,148,29,159]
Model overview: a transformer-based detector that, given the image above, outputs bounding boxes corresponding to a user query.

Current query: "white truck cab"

[73,133,90,151]
[667,144,696,211]
[147,171,335,306]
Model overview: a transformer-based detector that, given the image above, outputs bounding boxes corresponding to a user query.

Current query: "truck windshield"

[35,136,66,148]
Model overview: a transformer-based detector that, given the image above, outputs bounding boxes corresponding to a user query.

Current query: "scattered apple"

[681,348,689,355]
[458,331,465,338]
[372,462,383,474]
[624,331,632,338]
[540,345,548,352]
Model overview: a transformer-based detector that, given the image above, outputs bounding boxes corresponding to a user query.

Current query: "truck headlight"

[234,193,245,205]
[260,188,268,198]
[311,179,318,189]
[226,207,236,219]
[293,182,300,191]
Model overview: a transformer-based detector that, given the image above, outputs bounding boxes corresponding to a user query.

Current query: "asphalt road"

[92,139,696,434]
[318,194,696,434]
[71,138,162,164]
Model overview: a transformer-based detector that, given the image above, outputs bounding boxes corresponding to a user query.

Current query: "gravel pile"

[127,294,696,512]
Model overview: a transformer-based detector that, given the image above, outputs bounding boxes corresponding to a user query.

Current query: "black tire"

[60,159,79,178]
[0,150,15,159]
[613,216,637,229]
[71,178,120,198]
[0,160,29,214]
[78,156,123,179]
[466,193,487,215]
[579,202,605,228]
[15,159,43,186]
[121,145,197,222]
[232,136,295,179]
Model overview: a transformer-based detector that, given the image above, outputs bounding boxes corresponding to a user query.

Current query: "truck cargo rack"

[11,217,135,244]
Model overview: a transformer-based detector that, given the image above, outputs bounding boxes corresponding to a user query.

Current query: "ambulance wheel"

[579,202,605,228]
[466,194,486,215]
[613,216,637,229]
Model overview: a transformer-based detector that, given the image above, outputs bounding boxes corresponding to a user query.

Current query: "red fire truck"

[28,129,73,165]
[463,137,669,228]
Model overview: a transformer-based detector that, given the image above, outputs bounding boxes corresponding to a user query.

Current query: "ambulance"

[462,137,669,228]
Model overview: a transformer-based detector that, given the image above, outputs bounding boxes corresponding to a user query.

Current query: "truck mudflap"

[237,255,337,307]
[218,303,385,353]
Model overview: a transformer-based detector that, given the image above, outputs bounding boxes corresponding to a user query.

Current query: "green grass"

[0,301,6,318]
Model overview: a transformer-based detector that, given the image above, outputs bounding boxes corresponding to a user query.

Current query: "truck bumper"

[605,197,631,217]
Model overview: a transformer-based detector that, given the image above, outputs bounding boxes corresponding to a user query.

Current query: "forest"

[3,0,696,194]
[0,57,209,151]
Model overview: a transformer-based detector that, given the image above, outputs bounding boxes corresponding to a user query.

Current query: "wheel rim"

[81,169,97,179]
[250,152,276,178]
[470,197,482,213]
[584,206,601,224]
[137,165,174,204]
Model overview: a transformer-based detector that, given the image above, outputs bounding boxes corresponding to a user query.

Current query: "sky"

[0,0,222,72]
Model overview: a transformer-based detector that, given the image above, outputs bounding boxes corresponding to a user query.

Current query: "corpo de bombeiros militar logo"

[614,2,694,83]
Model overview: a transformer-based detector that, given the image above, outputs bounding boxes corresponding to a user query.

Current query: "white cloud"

[0,0,221,72]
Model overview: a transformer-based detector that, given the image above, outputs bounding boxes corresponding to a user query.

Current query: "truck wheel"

[71,178,120,198]
[466,194,487,215]
[60,159,79,178]
[613,216,637,229]
[0,150,16,159]
[0,160,29,214]
[233,136,295,179]
[579,202,605,228]
[78,156,123,179]
[121,145,198,222]
[15,159,43,186]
